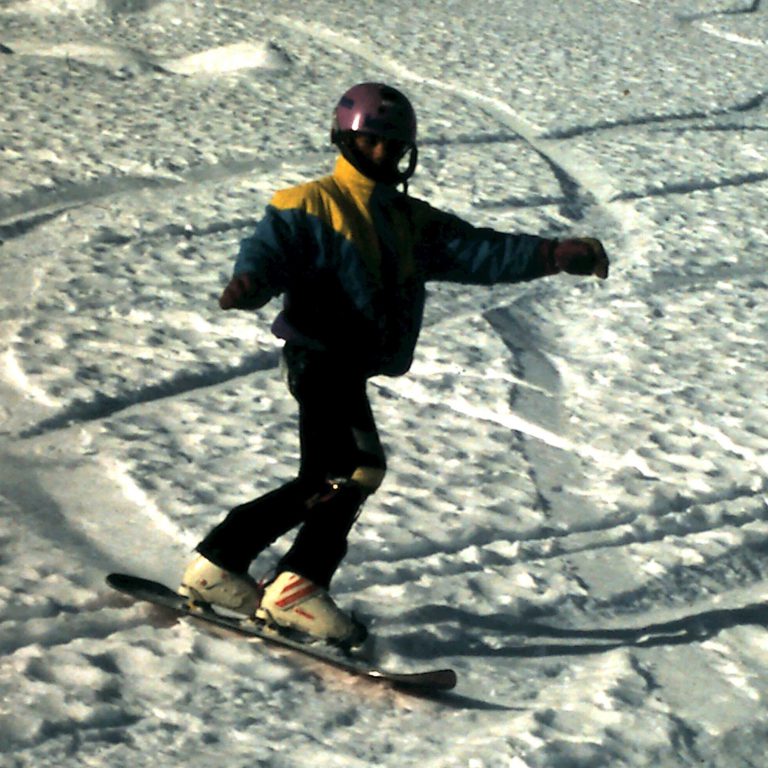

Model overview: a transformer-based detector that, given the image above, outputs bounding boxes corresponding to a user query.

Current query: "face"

[353,133,407,173]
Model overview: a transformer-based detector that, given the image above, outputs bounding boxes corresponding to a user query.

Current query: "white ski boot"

[178,554,261,616]
[257,571,366,646]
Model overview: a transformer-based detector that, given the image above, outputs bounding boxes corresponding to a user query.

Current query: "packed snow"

[1,0,767,765]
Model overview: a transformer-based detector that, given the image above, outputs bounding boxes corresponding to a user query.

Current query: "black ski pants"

[197,344,386,589]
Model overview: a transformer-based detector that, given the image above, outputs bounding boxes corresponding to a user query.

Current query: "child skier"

[180,82,609,645]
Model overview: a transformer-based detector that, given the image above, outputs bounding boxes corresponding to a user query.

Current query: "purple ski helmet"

[331,82,417,145]
[331,82,418,185]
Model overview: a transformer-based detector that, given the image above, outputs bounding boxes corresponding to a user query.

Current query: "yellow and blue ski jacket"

[233,155,551,376]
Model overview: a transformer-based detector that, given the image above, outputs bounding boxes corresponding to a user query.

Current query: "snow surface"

[1,0,768,765]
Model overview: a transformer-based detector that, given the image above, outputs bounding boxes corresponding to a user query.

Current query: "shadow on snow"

[19,350,280,438]
[390,600,768,659]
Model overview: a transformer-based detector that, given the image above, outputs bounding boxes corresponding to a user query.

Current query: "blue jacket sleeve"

[231,204,297,308]
[417,205,551,284]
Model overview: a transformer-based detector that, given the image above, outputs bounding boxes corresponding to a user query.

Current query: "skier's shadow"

[390,602,768,709]
[391,600,768,659]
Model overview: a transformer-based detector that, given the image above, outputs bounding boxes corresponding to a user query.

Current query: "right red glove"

[552,238,609,279]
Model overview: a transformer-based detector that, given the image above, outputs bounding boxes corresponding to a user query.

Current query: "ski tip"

[106,572,129,588]
[441,668,458,690]
[106,572,151,590]
[105,572,180,600]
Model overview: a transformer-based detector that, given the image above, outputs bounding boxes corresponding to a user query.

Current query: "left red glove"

[544,238,609,279]
[219,272,259,309]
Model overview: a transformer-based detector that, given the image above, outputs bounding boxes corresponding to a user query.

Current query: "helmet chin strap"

[333,133,418,192]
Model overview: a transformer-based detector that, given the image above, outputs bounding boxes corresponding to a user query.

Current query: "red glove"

[219,272,259,309]
[544,238,609,279]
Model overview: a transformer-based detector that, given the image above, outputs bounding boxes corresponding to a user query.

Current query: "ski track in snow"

[0,155,288,241]
[0,37,293,75]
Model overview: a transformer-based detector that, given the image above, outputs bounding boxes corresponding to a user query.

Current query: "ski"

[106,573,457,692]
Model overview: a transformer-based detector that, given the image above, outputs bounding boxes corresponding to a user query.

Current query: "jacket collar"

[333,154,376,190]
[333,154,401,198]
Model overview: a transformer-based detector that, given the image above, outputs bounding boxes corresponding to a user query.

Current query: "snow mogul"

[180,83,609,646]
